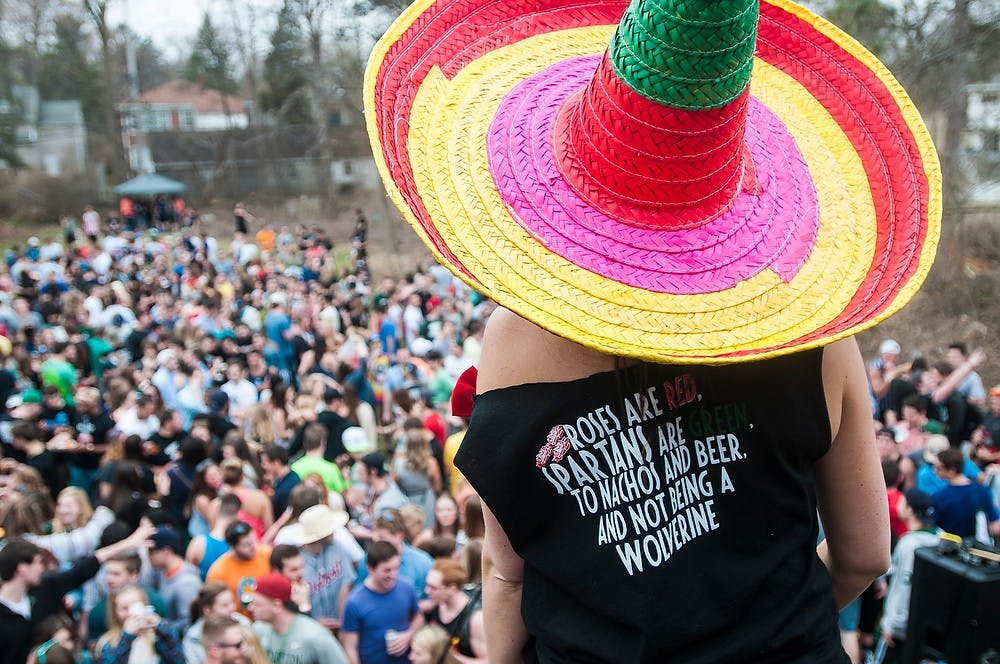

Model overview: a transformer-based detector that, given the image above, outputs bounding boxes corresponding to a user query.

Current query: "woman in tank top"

[392,427,442,527]
[367,0,938,659]
[218,458,272,539]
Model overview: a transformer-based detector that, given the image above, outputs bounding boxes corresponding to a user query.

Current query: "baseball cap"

[921,420,946,435]
[342,426,370,455]
[903,489,933,520]
[879,339,901,355]
[923,434,950,465]
[254,572,292,603]
[361,452,386,474]
[876,428,896,442]
[210,390,230,411]
[150,528,184,555]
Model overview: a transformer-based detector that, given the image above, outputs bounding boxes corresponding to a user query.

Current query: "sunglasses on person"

[227,521,252,543]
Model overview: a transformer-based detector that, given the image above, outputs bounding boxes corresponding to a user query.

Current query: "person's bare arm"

[453,610,488,663]
[932,348,985,404]
[428,458,443,493]
[482,501,528,663]
[815,337,891,609]
[185,535,205,567]
[338,631,360,664]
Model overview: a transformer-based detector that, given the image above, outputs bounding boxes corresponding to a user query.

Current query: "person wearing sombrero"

[366,0,940,660]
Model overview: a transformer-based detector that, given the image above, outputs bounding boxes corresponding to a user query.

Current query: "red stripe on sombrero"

[554,54,753,229]
[373,0,933,359]
[756,4,930,345]
[373,1,629,277]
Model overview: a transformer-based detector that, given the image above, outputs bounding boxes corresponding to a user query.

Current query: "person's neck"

[0,577,28,604]
[949,475,971,486]
[444,589,470,613]
[371,477,387,495]
[363,577,390,594]
[164,554,184,574]
[271,608,295,635]
[306,449,323,458]
[211,519,232,538]
[272,467,288,482]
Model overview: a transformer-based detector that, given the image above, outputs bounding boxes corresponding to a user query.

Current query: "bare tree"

[224,0,267,194]
[5,0,55,87]
[82,0,126,179]
[292,0,337,197]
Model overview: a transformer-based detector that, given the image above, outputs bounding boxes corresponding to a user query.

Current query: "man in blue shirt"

[263,295,295,376]
[340,542,422,664]
[354,511,433,600]
[932,447,1000,540]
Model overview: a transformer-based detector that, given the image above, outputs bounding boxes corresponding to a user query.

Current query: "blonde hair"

[398,504,427,543]
[403,429,431,476]
[99,585,151,649]
[411,625,454,663]
[248,404,275,447]
[51,487,93,533]
[240,625,271,664]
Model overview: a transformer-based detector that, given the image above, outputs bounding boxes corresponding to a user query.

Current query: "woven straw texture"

[364,0,941,364]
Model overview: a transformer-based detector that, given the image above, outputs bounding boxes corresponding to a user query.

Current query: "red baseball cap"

[254,573,291,603]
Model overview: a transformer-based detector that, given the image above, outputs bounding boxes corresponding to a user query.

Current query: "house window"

[986,132,1000,152]
[328,110,342,127]
[981,93,998,105]
[343,160,353,175]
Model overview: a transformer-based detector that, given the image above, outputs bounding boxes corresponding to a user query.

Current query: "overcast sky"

[106,0,383,62]
[108,0,214,58]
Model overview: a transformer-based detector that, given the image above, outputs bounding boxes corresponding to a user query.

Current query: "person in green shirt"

[424,350,456,409]
[40,341,77,406]
[291,422,347,493]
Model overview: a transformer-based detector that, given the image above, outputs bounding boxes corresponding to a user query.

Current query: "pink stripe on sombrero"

[488,56,820,295]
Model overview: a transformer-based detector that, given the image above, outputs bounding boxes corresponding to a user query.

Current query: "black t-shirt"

[26,449,61,501]
[456,349,846,663]
[72,410,116,469]
[148,430,182,465]
[316,410,352,461]
[0,370,16,414]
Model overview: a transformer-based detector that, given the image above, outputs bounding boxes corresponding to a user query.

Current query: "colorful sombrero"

[365,0,941,363]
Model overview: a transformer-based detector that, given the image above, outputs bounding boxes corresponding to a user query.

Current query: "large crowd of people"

[0,203,996,664]
[0,205,488,664]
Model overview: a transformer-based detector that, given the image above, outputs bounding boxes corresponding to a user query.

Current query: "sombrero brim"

[365,0,941,364]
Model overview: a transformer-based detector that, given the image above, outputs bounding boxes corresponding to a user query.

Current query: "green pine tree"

[37,14,107,132]
[260,0,313,126]
[183,12,239,94]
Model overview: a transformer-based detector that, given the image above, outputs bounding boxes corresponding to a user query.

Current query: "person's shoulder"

[179,561,202,581]
[405,544,433,566]
[297,614,337,637]
[251,620,273,638]
[205,552,233,577]
[478,308,615,392]
[344,582,370,605]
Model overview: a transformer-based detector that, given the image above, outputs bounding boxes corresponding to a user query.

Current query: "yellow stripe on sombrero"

[408,27,877,360]
[364,0,450,274]
[772,0,941,326]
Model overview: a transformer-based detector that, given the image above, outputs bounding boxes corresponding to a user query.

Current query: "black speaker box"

[903,546,1000,663]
